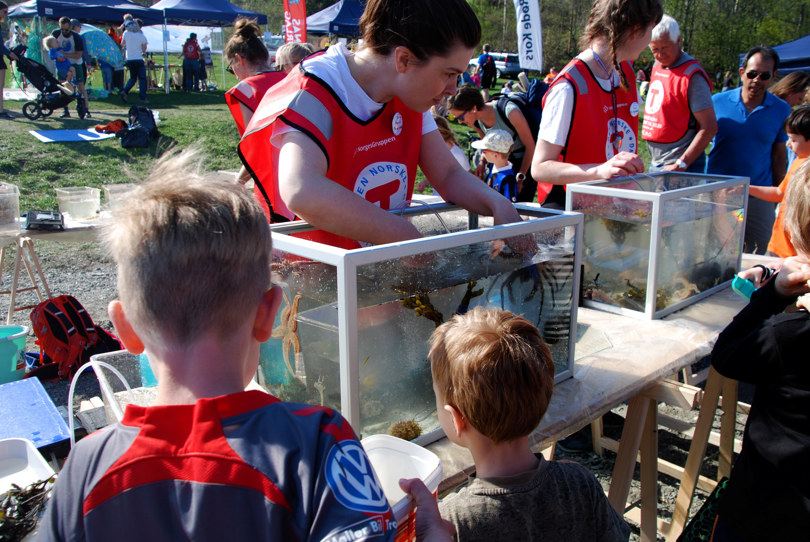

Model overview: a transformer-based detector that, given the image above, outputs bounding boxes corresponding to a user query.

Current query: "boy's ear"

[108,300,144,354]
[253,286,282,342]
[444,404,467,437]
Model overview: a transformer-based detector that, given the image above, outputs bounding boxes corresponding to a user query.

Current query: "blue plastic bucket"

[0,325,29,384]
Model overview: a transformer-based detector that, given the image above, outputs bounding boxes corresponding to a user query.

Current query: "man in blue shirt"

[707,45,791,254]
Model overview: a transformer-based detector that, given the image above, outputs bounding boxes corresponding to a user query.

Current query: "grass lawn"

[1,56,245,211]
[0,66,652,210]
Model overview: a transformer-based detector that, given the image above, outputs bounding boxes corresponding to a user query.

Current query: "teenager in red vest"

[531,0,663,209]
[238,0,522,250]
[225,18,285,186]
[225,19,284,137]
[642,14,717,173]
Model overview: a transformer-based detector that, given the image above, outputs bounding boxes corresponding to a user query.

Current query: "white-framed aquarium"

[567,172,748,319]
[259,202,583,445]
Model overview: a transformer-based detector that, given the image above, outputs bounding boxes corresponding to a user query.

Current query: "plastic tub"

[362,434,442,542]
[0,438,54,493]
[55,187,101,220]
[103,184,137,211]
[0,325,28,384]
[0,183,20,237]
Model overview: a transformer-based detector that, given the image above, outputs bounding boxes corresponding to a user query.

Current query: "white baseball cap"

[471,129,514,154]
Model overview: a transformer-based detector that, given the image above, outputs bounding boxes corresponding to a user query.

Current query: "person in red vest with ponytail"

[531,0,663,209]
[225,18,285,185]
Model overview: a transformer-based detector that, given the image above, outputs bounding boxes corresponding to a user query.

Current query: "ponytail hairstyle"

[579,0,663,89]
[225,17,269,66]
[359,0,480,62]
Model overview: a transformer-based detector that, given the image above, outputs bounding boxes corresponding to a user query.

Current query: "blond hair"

[275,42,312,68]
[433,115,459,147]
[429,307,555,444]
[44,36,58,50]
[785,160,810,256]
[102,149,271,348]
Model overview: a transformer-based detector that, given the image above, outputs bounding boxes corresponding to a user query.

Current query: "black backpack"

[481,54,497,80]
[128,105,159,139]
[493,78,549,143]
[117,106,159,148]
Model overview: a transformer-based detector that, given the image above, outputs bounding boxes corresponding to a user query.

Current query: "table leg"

[7,241,25,325]
[664,367,724,541]
[640,398,659,542]
[22,238,52,299]
[718,377,738,479]
[591,415,605,456]
[608,394,652,513]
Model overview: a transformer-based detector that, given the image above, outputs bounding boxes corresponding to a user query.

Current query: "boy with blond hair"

[710,160,810,541]
[431,307,629,541]
[37,150,397,541]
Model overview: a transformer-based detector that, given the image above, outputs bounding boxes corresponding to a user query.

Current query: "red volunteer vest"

[239,64,423,249]
[225,71,286,136]
[641,58,712,143]
[545,58,640,165]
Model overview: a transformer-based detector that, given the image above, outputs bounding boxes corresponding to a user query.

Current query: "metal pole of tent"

[220,28,225,87]
[163,11,170,94]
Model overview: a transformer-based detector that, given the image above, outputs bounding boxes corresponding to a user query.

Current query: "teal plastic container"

[0,325,29,384]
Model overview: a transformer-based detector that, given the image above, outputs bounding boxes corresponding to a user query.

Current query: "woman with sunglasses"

[447,84,538,202]
[238,0,522,248]
[530,0,663,209]
[224,18,284,137]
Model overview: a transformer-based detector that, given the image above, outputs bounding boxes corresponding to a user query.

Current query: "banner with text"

[283,0,307,43]
[513,0,543,71]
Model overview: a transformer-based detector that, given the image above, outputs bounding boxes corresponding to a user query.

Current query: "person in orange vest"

[641,14,717,173]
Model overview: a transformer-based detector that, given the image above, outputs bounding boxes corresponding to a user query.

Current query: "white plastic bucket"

[362,434,442,542]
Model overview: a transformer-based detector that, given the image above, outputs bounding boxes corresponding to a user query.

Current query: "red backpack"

[26,295,123,381]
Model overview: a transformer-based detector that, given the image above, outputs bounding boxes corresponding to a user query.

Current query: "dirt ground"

[0,241,749,541]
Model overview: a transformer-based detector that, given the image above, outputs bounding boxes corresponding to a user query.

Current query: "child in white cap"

[472,129,518,202]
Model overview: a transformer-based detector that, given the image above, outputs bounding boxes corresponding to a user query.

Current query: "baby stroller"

[11,44,87,120]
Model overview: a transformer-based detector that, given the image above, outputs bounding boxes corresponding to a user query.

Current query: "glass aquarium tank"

[567,172,748,319]
[260,203,582,444]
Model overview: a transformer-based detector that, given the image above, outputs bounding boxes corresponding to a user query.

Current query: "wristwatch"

[516,172,526,181]
[675,159,688,170]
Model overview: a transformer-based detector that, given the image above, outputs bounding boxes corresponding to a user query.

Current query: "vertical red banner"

[283,0,307,43]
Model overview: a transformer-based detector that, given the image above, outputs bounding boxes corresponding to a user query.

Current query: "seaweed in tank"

[600,217,635,246]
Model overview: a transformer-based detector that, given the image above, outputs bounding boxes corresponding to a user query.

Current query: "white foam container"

[0,438,54,494]
[362,434,442,542]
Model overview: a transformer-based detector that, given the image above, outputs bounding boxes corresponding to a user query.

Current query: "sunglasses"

[454,109,471,123]
[745,70,772,81]
[226,63,234,74]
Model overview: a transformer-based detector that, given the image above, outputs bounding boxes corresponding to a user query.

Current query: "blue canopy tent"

[306,0,364,36]
[772,34,810,75]
[738,34,810,75]
[151,0,267,26]
[8,0,164,26]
